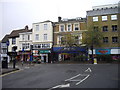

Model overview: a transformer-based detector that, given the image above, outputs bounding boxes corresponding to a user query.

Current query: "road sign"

[39,50,51,53]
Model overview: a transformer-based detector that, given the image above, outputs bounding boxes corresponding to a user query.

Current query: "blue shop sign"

[96,49,111,54]
[53,47,86,53]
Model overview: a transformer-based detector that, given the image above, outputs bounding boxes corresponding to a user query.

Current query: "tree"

[82,25,103,63]
[59,33,84,61]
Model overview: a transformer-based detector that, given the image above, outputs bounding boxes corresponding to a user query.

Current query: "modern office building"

[86,2,120,60]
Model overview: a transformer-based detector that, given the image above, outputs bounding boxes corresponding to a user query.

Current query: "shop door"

[43,56,46,63]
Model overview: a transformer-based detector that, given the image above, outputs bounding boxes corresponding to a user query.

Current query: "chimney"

[25,25,29,30]
[58,16,62,22]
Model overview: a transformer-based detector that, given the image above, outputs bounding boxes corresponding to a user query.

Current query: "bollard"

[94,58,97,64]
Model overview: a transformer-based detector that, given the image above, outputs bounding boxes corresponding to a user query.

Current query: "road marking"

[65,74,81,81]
[76,74,90,85]
[85,68,92,72]
[48,68,92,89]
[48,83,70,90]
[0,69,22,77]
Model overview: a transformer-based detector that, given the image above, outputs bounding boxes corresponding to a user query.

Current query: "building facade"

[0,35,10,63]
[18,29,32,62]
[32,21,53,63]
[8,26,32,61]
[53,17,87,61]
[87,2,120,60]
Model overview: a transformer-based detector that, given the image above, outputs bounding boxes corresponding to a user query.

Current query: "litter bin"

[2,59,8,68]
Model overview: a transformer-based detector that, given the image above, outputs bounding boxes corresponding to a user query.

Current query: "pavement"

[1,62,40,75]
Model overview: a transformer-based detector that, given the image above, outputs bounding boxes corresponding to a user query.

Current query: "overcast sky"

[0,0,119,40]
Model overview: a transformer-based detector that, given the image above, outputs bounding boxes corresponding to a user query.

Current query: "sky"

[0,0,119,40]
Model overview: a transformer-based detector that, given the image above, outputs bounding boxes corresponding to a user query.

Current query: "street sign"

[39,50,51,53]
[6,41,9,46]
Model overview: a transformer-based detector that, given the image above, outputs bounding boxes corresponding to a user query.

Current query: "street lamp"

[30,44,33,63]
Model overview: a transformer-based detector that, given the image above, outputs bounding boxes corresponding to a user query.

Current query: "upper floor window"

[60,25,64,32]
[35,34,39,40]
[58,36,64,44]
[112,37,118,43]
[102,16,107,21]
[12,38,16,44]
[44,24,47,30]
[93,16,98,21]
[67,25,72,31]
[112,25,117,32]
[33,44,50,49]
[44,34,47,40]
[22,43,29,49]
[102,26,108,32]
[28,35,30,40]
[103,37,108,43]
[74,24,79,30]
[94,26,98,31]
[36,25,39,31]
[111,15,117,20]
[22,35,25,41]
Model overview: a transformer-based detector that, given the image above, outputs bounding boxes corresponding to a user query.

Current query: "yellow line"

[0,69,22,77]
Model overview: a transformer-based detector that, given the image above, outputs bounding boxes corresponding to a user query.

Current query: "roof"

[1,34,10,43]
[8,26,32,38]
[33,20,52,24]
[55,17,86,24]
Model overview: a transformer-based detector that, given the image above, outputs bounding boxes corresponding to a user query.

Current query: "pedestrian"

[21,59,24,66]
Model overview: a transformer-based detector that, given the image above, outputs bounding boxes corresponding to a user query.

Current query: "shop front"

[18,51,31,62]
[39,50,51,63]
[53,47,87,61]
[94,48,120,61]
[33,50,51,63]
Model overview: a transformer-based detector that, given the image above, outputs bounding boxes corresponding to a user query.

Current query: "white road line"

[85,68,92,72]
[76,74,90,85]
[65,74,81,81]
[68,80,81,82]
[48,83,70,90]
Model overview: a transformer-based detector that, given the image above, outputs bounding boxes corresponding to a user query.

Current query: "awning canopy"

[53,47,86,53]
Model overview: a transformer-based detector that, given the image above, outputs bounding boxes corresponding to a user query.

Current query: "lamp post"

[13,46,17,68]
[30,44,33,63]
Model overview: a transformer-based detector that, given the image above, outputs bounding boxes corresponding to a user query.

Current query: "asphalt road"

[2,64,119,89]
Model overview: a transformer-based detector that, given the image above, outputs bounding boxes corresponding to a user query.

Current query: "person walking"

[21,59,24,66]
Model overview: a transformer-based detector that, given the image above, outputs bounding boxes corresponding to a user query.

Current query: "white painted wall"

[19,32,32,51]
[32,21,53,47]
[8,37,19,52]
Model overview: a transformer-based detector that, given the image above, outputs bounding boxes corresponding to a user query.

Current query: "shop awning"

[53,47,86,53]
